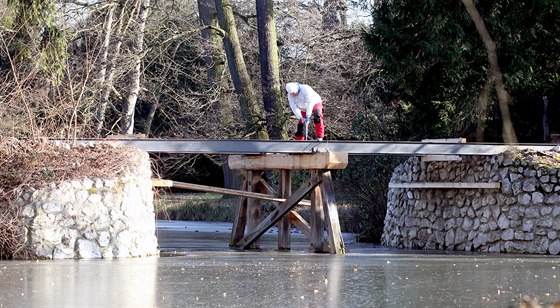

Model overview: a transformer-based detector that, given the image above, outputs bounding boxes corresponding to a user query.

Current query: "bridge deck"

[109,139,558,155]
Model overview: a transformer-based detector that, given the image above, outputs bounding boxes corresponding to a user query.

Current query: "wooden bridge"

[111,138,556,155]
[109,138,558,254]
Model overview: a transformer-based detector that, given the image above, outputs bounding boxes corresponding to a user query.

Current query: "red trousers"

[295,103,324,140]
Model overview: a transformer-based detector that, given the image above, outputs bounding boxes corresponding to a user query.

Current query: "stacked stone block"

[382,150,560,254]
[12,147,159,259]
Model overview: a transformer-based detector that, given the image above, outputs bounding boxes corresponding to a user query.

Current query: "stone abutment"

[382,150,560,254]
[11,145,158,259]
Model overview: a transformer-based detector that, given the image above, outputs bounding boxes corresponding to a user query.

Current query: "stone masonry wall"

[12,148,159,259]
[382,150,560,254]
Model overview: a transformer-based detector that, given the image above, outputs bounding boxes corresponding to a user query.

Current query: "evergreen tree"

[364,0,560,142]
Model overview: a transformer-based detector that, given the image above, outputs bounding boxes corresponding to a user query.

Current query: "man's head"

[286,82,299,96]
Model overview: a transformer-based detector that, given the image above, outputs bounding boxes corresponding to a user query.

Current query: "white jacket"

[288,84,322,120]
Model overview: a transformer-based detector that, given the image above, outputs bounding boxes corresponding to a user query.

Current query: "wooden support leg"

[310,171,326,252]
[239,172,323,250]
[247,170,262,249]
[258,176,313,243]
[321,171,345,254]
[278,170,291,250]
[230,177,248,247]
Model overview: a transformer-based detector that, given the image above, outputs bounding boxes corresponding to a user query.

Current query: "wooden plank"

[288,211,311,238]
[230,178,248,247]
[321,171,345,254]
[258,178,311,206]
[421,138,466,143]
[239,172,323,249]
[152,179,292,203]
[278,170,291,250]
[228,152,348,170]
[388,182,501,189]
[258,178,277,195]
[152,179,174,187]
[105,134,147,139]
[310,171,326,253]
[247,171,262,249]
[421,155,462,162]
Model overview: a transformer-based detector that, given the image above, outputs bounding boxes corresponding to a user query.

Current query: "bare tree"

[93,3,117,136]
[121,0,150,134]
[198,0,232,123]
[462,0,518,144]
[198,0,240,189]
[215,0,268,140]
[256,0,287,139]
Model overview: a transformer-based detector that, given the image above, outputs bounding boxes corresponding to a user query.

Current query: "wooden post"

[246,170,262,249]
[239,172,323,249]
[321,171,345,254]
[229,177,248,247]
[228,153,348,253]
[310,170,326,252]
[277,170,291,250]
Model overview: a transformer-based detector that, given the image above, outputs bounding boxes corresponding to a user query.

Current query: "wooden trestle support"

[228,152,348,254]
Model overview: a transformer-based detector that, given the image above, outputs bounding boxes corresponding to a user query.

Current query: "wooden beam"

[421,155,462,162]
[260,174,330,251]
[310,174,326,253]
[230,178,248,247]
[247,171,262,249]
[278,170,291,250]
[321,171,345,254]
[258,177,311,206]
[288,211,310,238]
[228,152,348,170]
[239,172,323,249]
[421,138,466,143]
[388,182,501,189]
[152,179,292,203]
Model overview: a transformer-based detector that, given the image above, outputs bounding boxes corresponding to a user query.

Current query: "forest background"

[1,0,560,242]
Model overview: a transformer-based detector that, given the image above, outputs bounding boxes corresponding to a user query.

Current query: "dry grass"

[155,193,239,222]
[0,137,142,259]
[0,138,143,205]
[507,148,560,168]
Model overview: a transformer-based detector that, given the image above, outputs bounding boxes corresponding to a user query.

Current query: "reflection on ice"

[0,258,158,307]
[1,221,560,307]
[1,252,560,307]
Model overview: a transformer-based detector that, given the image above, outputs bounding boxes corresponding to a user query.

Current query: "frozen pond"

[1,221,560,307]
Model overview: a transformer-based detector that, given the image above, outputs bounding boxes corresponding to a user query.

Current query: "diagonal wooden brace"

[238,171,323,249]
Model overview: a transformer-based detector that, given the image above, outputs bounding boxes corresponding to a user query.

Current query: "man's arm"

[288,96,302,119]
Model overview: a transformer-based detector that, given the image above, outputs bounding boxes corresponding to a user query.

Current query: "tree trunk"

[93,5,115,137]
[144,93,159,137]
[198,0,231,120]
[121,0,150,134]
[462,0,518,144]
[256,0,287,140]
[215,0,269,140]
[96,2,126,136]
[199,0,239,189]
